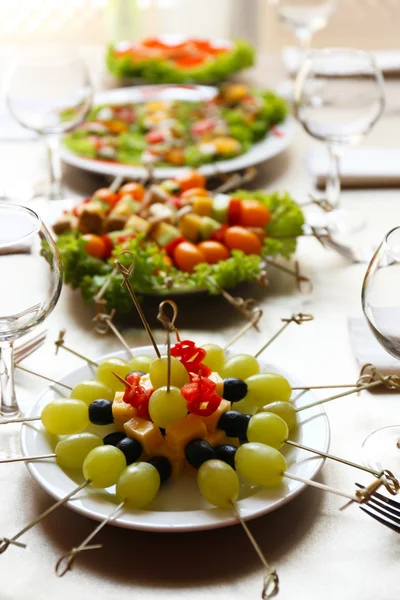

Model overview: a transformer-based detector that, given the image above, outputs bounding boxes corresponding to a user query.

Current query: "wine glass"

[294,48,385,235]
[362,226,400,474]
[0,204,62,418]
[271,0,338,50]
[4,46,93,200]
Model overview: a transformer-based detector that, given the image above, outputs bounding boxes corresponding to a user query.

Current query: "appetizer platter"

[106,35,255,84]
[60,83,293,179]
[53,169,304,310]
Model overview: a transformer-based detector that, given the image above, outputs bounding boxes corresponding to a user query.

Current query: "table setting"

[1,1,400,599]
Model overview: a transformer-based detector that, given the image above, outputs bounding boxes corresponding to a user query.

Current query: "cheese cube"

[209,371,224,397]
[165,414,207,453]
[112,392,137,431]
[201,399,231,432]
[154,439,186,478]
[204,429,227,447]
[124,416,164,455]
[193,196,213,217]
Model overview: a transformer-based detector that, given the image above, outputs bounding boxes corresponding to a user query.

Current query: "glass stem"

[0,341,19,418]
[326,145,342,210]
[45,134,62,200]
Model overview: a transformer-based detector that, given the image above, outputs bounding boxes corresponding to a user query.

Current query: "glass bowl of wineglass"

[362,225,400,474]
[4,46,93,201]
[0,204,62,418]
[294,47,385,236]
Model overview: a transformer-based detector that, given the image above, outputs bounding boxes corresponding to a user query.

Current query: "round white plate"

[60,84,295,180]
[21,346,330,532]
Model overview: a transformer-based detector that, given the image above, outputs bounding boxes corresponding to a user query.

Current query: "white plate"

[60,84,295,180]
[21,346,330,532]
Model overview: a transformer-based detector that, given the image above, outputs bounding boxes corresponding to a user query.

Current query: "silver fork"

[356,482,400,533]
[14,330,47,364]
[303,224,376,264]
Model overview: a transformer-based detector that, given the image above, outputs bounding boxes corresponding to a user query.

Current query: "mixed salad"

[63,84,288,169]
[106,36,255,84]
[54,170,304,314]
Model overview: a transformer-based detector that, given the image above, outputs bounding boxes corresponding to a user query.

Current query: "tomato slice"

[173,54,207,68]
[211,224,229,244]
[101,235,113,259]
[228,197,242,225]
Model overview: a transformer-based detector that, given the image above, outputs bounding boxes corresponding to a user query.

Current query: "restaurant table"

[1,47,400,600]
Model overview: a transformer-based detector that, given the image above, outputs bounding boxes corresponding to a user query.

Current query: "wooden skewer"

[55,330,99,367]
[254,313,314,358]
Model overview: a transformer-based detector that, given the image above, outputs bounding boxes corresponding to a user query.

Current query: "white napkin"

[283,46,400,77]
[348,317,400,376]
[307,146,400,189]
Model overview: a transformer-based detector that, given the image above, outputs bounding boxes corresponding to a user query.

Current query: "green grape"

[83,445,126,488]
[149,356,190,389]
[247,413,288,449]
[116,462,160,508]
[233,397,258,415]
[197,459,239,508]
[202,344,226,373]
[128,355,153,374]
[245,373,292,408]
[260,401,297,431]
[55,433,103,469]
[97,358,131,392]
[41,399,89,435]
[235,442,287,487]
[70,379,114,405]
[149,385,187,428]
[221,354,260,381]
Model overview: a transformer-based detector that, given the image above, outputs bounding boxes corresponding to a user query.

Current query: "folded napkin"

[307,146,400,189]
[283,46,400,77]
[348,317,400,377]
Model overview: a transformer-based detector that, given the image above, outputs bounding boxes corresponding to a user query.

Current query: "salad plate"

[60,83,293,180]
[21,346,330,532]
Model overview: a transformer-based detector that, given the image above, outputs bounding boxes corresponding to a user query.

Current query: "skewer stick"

[206,277,263,333]
[114,252,161,358]
[267,259,312,292]
[254,313,313,358]
[0,416,40,425]
[55,330,99,367]
[295,379,387,412]
[224,305,263,351]
[112,372,132,389]
[55,500,126,577]
[15,365,73,391]
[92,309,134,358]
[0,454,56,464]
[282,471,359,502]
[0,481,90,554]
[157,300,178,393]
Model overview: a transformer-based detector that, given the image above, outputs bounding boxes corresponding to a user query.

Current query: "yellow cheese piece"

[124,416,164,455]
[139,373,154,394]
[201,399,231,433]
[209,371,224,397]
[225,436,240,447]
[165,414,207,452]
[204,429,226,447]
[112,392,137,431]
[125,214,150,234]
[179,213,203,242]
[192,196,213,217]
[154,439,186,478]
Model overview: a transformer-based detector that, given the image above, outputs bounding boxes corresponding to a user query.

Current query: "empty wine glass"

[362,226,400,474]
[0,204,62,418]
[4,46,93,200]
[294,48,385,235]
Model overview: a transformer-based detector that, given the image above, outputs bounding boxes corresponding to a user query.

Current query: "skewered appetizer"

[63,83,287,168]
[106,36,255,84]
[54,171,304,309]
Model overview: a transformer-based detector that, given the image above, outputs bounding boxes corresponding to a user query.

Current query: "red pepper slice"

[181,375,221,416]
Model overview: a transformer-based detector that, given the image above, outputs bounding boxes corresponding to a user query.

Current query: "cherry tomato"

[119,182,145,201]
[92,188,118,207]
[224,226,262,255]
[173,241,205,273]
[146,130,166,144]
[211,224,229,244]
[181,187,209,200]
[82,234,107,259]
[176,170,206,192]
[173,54,207,68]
[228,197,242,225]
[197,241,230,264]
[191,119,215,137]
[162,255,173,268]
[239,199,271,228]
[101,235,114,259]
[165,236,186,256]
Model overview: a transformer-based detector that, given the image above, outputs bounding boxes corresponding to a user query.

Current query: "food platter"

[60,84,294,180]
[21,346,330,533]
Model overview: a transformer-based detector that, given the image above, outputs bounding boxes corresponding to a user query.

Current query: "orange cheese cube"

[204,429,227,447]
[124,416,164,455]
[201,399,231,432]
[112,392,137,431]
[165,414,207,452]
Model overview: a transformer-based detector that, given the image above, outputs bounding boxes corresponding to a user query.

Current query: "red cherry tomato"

[211,224,229,244]
[173,54,207,68]
[239,199,271,228]
[173,241,206,273]
[82,234,107,259]
[180,187,209,200]
[190,119,215,137]
[224,226,262,255]
[92,188,118,207]
[146,130,166,144]
[197,241,230,264]
[165,236,186,256]
[118,182,145,201]
[176,170,206,192]
[101,235,113,259]
[228,197,242,225]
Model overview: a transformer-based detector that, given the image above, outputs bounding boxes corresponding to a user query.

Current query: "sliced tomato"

[211,224,229,244]
[228,197,242,225]
[173,54,207,68]
[101,235,113,259]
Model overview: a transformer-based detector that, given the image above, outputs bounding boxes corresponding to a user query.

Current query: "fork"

[14,330,47,364]
[303,224,376,264]
[356,482,400,533]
